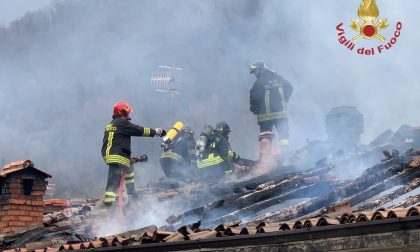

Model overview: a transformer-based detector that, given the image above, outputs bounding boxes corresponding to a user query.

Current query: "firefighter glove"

[233,153,241,163]
[155,128,167,137]
[139,154,148,162]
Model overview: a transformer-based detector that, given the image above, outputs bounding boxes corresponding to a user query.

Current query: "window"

[22,179,34,195]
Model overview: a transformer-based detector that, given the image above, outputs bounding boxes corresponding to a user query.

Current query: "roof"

[0,160,52,178]
[2,207,420,252]
[1,147,420,251]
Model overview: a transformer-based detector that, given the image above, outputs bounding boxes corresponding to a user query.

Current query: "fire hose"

[118,154,148,224]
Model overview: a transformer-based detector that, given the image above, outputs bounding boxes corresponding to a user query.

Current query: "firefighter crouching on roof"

[160,124,196,181]
[101,101,166,206]
[249,61,293,166]
[195,122,240,180]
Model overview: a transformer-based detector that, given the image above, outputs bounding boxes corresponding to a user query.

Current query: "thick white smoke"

[0,0,418,198]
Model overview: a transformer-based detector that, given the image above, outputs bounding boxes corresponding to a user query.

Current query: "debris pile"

[166,148,420,227]
[1,144,420,251]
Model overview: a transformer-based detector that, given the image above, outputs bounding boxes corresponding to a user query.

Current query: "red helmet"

[113,101,133,120]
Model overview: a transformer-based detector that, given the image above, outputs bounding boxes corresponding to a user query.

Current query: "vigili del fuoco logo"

[336,0,402,56]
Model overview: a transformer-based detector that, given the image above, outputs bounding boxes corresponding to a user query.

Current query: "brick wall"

[0,172,47,234]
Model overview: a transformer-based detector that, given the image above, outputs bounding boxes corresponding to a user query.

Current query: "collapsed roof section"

[1,147,420,251]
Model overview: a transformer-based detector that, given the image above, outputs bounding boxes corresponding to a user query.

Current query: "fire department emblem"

[350,0,389,42]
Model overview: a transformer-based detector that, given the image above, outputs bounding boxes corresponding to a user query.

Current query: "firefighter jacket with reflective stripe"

[101,115,156,167]
[196,131,238,171]
[160,131,196,164]
[250,69,293,122]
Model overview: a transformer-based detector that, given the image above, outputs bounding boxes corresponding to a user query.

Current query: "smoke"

[0,0,51,26]
[0,0,419,198]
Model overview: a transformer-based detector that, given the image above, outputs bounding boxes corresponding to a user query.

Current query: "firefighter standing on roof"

[196,122,240,179]
[249,61,293,158]
[101,101,166,206]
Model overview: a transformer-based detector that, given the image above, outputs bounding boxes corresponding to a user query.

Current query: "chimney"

[0,160,51,234]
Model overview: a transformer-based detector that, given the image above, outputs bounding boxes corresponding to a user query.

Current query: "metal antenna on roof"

[150,66,184,122]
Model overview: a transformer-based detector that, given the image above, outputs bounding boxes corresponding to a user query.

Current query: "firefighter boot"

[274,139,289,166]
[256,131,276,174]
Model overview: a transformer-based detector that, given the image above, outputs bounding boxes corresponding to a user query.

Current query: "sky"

[0,0,419,197]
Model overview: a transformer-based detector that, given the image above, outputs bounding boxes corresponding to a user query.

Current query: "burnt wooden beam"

[358,177,420,211]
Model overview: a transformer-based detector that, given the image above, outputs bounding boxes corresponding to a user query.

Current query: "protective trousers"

[104,163,135,206]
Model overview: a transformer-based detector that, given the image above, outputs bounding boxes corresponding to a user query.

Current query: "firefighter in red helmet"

[101,101,166,206]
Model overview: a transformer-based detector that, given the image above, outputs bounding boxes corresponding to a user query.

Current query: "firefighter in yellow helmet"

[101,101,166,206]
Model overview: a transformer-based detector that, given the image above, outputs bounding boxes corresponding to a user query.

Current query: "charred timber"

[204,182,335,227]
[359,178,420,210]
[167,167,332,227]
[259,157,420,223]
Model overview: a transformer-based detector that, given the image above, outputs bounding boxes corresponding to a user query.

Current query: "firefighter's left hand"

[130,157,141,164]
[155,128,167,137]
[233,153,241,163]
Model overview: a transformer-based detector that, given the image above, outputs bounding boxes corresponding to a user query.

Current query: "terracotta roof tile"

[408,156,420,168]
[316,217,340,226]
[162,232,185,242]
[303,219,318,228]
[387,208,409,218]
[58,244,70,251]
[79,242,91,249]
[407,206,420,216]
[144,225,158,239]
[156,230,176,241]
[89,240,104,248]
[6,207,420,252]
[45,248,58,252]
[4,146,420,251]
[188,230,221,240]
[215,221,241,232]
[0,160,51,178]
[239,227,257,235]
[293,220,303,229]
[68,243,81,250]
[2,160,33,170]
[347,214,357,223]
[356,212,373,222]
[224,226,242,236]
[258,224,280,233]
[279,222,293,231]
[371,210,387,220]
[99,237,114,247]
[44,199,72,207]
[177,226,194,236]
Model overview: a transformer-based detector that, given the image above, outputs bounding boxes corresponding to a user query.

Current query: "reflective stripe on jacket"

[250,69,293,123]
[161,150,186,163]
[197,153,224,169]
[196,131,237,171]
[101,114,156,167]
[160,131,196,164]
